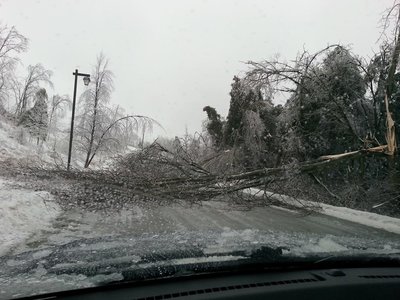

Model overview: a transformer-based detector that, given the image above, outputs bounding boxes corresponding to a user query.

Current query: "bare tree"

[12,64,53,116]
[48,95,71,132]
[86,114,157,167]
[139,120,152,149]
[0,25,28,113]
[76,53,113,167]
[75,53,158,168]
[47,94,71,149]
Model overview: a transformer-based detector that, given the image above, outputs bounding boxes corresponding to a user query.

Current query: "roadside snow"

[0,179,60,256]
[0,118,64,168]
[246,188,400,235]
[318,205,400,235]
[0,120,44,162]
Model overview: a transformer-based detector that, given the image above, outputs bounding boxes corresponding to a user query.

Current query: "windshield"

[1,0,400,299]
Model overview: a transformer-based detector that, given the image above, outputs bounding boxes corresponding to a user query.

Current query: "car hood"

[1,229,400,299]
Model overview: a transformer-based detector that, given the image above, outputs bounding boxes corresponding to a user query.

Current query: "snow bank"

[0,179,60,255]
[246,188,400,235]
[319,204,400,235]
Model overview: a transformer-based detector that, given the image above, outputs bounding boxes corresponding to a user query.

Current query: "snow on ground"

[246,188,400,235]
[0,179,60,256]
[0,117,140,170]
[0,118,56,165]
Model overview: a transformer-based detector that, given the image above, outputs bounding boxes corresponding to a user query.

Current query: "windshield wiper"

[92,246,286,285]
[249,246,286,260]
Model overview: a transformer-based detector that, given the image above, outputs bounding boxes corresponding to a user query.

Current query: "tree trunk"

[84,93,99,168]
[384,24,400,156]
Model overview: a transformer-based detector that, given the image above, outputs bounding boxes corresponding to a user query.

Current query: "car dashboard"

[18,267,400,300]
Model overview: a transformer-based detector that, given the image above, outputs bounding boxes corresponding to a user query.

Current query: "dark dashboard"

[18,267,400,300]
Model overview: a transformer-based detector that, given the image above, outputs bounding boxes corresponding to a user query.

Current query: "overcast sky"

[0,0,394,137]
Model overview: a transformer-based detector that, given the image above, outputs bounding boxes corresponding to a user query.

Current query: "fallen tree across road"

[19,143,395,214]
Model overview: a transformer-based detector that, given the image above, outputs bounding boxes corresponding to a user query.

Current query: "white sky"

[0,0,394,137]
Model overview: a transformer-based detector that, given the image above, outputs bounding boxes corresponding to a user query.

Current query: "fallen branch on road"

[19,143,393,212]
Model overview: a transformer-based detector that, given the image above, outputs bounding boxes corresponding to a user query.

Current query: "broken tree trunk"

[384,94,397,155]
[384,18,400,156]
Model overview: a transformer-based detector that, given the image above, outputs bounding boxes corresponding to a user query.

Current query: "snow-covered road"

[2,178,400,299]
[1,175,400,257]
[10,195,400,256]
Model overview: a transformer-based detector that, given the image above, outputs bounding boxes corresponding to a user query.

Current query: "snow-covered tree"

[0,25,28,115]
[12,64,53,116]
[224,76,249,146]
[203,105,223,148]
[47,94,71,150]
[75,53,153,168]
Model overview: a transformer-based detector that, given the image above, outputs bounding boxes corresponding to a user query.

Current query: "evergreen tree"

[224,76,248,146]
[18,88,48,144]
[203,105,223,148]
